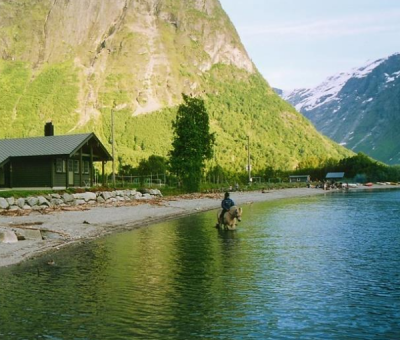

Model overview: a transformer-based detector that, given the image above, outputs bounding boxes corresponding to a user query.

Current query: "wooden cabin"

[289,175,310,183]
[0,124,112,189]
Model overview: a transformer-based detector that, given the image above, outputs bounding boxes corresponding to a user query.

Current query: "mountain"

[280,53,400,165]
[0,0,351,173]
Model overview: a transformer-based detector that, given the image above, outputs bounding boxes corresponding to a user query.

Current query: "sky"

[219,0,400,90]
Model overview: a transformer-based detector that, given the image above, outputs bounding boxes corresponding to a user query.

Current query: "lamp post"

[109,101,127,188]
[247,135,251,184]
[111,105,116,188]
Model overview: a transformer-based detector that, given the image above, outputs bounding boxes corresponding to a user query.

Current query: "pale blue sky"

[219,0,400,90]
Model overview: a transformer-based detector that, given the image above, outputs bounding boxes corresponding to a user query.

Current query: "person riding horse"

[220,192,235,221]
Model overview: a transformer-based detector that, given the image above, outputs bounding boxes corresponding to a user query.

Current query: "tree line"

[118,95,400,191]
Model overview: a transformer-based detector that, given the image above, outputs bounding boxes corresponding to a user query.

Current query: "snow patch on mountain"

[385,70,400,83]
[362,97,373,104]
[282,56,390,112]
[353,58,386,78]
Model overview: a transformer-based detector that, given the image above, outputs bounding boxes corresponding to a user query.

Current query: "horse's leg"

[223,213,229,230]
[216,211,222,228]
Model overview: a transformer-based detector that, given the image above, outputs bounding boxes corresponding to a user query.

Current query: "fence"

[96,172,289,189]
[99,173,173,188]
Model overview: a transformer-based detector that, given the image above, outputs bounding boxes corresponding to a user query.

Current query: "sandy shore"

[0,186,398,268]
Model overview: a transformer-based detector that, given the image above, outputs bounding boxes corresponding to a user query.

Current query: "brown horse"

[216,206,242,230]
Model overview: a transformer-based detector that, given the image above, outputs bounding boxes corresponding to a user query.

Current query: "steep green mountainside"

[0,0,352,173]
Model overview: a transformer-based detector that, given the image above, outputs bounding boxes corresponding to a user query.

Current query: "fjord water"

[1,190,399,339]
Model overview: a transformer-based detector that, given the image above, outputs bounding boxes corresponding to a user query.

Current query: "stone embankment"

[0,189,162,212]
[0,189,162,244]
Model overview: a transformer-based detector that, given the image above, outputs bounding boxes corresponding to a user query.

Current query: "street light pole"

[247,135,251,184]
[111,104,116,188]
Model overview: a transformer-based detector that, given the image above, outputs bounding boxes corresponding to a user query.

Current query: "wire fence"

[98,173,174,188]
[94,172,289,191]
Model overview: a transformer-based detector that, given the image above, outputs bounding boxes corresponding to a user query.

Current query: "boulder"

[133,192,143,199]
[15,229,42,240]
[62,193,75,203]
[6,197,15,206]
[84,192,96,201]
[38,196,51,206]
[44,195,53,201]
[149,189,163,197]
[73,192,96,201]
[16,198,26,209]
[97,196,106,203]
[75,199,86,206]
[127,189,137,196]
[0,197,9,209]
[101,191,112,200]
[41,230,64,240]
[0,230,18,243]
[115,190,124,197]
[27,196,39,207]
[50,198,64,206]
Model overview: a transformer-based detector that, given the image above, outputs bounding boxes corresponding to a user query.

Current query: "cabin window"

[56,159,66,173]
[84,161,90,174]
[74,160,79,174]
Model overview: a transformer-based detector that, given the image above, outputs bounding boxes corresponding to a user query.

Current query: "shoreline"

[1,185,399,269]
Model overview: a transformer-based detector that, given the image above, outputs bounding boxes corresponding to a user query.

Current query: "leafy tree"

[137,155,169,176]
[170,94,215,192]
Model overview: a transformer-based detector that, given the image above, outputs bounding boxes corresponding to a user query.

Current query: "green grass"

[0,190,54,199]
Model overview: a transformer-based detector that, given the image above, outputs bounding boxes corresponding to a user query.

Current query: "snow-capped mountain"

[279,53,400,165]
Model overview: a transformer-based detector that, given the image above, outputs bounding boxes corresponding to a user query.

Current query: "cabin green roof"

[0,133,112,166]
[326,172,345,179]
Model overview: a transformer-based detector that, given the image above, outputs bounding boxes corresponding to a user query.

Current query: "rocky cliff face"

[281,53,400,165]
[0,0,351,172]
[1,0,253,119]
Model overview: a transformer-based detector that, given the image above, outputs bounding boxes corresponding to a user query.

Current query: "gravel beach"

[0,186,397,268]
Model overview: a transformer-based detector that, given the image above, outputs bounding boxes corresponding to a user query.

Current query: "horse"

[216,206,242,230]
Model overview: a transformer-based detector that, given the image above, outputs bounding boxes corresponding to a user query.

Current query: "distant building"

[0,123,112,189]
[289,175,310,183]
[325,172,345,180]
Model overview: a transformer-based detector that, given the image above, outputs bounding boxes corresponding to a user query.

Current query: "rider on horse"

[220,192,235,220]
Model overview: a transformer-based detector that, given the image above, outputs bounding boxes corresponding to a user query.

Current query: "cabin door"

[68,160,74,186]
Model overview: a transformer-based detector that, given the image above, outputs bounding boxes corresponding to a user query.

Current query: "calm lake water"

[1,189,400,339]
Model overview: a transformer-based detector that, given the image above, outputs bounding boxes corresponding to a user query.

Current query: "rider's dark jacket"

[221,198,235,212]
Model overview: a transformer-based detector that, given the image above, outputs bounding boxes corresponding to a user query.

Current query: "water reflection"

[1,190,400,339]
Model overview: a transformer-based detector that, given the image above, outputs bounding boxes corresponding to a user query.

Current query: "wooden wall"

[11,157,52,187]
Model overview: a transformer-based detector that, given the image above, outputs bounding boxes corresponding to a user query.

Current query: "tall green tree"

[170,94,215,192]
